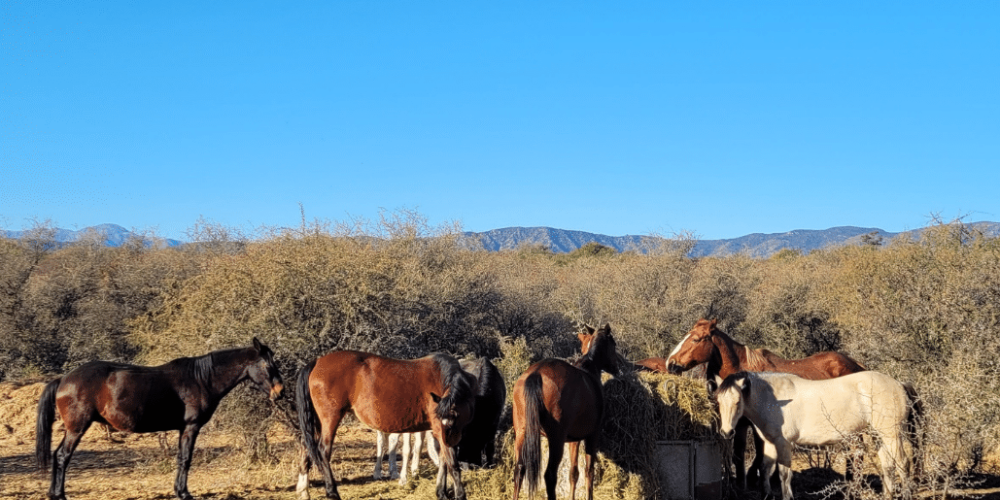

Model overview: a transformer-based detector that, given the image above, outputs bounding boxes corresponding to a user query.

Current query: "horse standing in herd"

[666,318,868,489]
[715,370,921,500]
[35,338,284,500]
[512,323,620,500]
[294,350,477,500]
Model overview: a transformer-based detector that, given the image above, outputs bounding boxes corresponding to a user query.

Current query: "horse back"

[311,351,443,433]
[57,361,193,433]
[765,350,866,380]
[517,359,603,441]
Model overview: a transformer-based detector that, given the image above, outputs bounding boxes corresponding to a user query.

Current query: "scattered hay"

[0,381,48,445]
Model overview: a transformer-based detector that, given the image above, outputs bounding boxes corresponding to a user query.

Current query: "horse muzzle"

[666,361,684,375]
[270,383,284,401]
[719,428,734,440]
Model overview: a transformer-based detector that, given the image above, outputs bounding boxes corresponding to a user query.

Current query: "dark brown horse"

[456,357,507,468]
[512,324,619,500]
[576,328,667,374]
[295,351,477,500]
[666,319,866,489]
[36,338,283,500]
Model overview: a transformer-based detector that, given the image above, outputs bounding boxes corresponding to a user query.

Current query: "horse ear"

[601,323,611,333]
[740,376,751,396]
[430,392,442,404]
[710,319,718,327]
[584,324,596,335]
[253,337,263,352]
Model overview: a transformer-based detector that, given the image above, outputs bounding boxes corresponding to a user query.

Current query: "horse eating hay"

[714,371,920,500]
[512,323,620,500]
[295,351,477,500]
[35,338,283,500]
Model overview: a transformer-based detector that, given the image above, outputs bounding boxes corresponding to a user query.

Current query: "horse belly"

[100,374,186,433]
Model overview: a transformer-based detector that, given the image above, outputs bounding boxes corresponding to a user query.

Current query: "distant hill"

[464,222,1000,257]
[5,222,999,257]
[2,224,182,248]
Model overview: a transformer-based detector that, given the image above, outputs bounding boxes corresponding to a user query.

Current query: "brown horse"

[295,351,477,500]
[666,319,866,489]
[512,324,620,500]
[35,338,283,500]
[576,328,667,374]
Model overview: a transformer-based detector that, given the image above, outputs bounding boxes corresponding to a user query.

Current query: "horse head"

[432,355,478,448]
[714,372,750,440]
[667,318,718,374]
[247,337,284,401]
[581,323,619,376]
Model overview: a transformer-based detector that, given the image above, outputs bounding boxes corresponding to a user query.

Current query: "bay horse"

[512,323,619,500]
[665,318,866,488]
[715,371,921,500]
[35,338,283,500]
[294,351,477,500]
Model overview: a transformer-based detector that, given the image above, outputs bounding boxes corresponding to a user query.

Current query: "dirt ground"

[4,381,1000,500]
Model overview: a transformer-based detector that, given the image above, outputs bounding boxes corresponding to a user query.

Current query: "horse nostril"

[721,429,734,439]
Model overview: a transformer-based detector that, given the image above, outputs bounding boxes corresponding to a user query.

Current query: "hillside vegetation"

[2,213,999,493]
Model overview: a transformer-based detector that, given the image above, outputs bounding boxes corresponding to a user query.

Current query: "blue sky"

[3,2,998,241]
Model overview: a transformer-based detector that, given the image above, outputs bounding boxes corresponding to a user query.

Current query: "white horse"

[374,430,440,484]
[714,371,919,500]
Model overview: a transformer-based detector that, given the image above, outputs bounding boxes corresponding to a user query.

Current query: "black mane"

[433,352,476,419]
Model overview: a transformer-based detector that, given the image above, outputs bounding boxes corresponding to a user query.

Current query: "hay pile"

[0,381,49,446]
[469,370,721,500]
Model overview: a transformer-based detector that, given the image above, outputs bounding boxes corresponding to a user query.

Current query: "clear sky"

[3,2,998,241]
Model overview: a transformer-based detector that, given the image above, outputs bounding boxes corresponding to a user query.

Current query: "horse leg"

[567,441,580,500]
[544,438,565,500]
[435,440,465,500]
[388,433,401,481]
[426,430,441,466]
[398,433,410,484]
[313,412,343,500]
[173,423,202,500]
[583,436,598,500]
[512,429,526,500]
[297,446,313,500]
[876,431,906,498]
[732,417,751,489]
[374,431,385,480]
[48,419,92,500]
[771,439,794,500]
[757,439,778,500]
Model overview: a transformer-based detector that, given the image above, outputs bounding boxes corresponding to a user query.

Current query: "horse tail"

[902,381,925,477]
[520,372,544,500]
[295,359,323,469]
[36,378,61,469]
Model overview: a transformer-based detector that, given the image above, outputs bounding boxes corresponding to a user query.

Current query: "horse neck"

[197,348,255,398]
[573,355,606,380]
[710,330,746,379]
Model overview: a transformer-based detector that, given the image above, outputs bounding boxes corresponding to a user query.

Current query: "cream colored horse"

[714,371,919,500]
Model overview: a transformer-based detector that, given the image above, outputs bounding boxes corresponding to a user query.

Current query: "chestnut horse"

[512,324,619,500]
[36,338,283,500]
[666,319,866,489]
[295,351,477,500]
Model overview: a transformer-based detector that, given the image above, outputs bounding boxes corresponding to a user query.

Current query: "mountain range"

[4,222,999,258]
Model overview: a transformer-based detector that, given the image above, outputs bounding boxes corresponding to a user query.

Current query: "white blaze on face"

[716,384,743,436]
[667,333,691,359]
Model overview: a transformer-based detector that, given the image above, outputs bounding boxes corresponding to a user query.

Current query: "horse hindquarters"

[295,359,340,500]
[513,372,544,500]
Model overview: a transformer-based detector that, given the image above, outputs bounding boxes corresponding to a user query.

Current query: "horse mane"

[433,353,476,419]
[715,371,751,395]
[743,346,771,372]
[166,347,253,388]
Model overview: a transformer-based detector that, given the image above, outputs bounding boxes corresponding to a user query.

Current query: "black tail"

[295,360,323,471]
[520,372,544,500]
[903,382,925,478]
[36,378,61,469]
